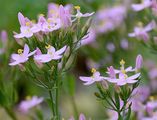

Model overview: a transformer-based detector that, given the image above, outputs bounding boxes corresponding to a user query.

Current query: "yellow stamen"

[26,96,31,100]
[149,96,155,101]
[74,6,80,10]
[120,59,125,65]
[91,68,96,73]
[47,19,52,23]
[137,22,143,27]
[45,44,51,49]
[18,49,23,54]
[39,14,44,17]
[26,22,31,26]
[50,9,55,14]
[121,69,126,74]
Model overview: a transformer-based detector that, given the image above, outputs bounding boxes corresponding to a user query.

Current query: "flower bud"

[136,54,143,70]
[114,85,121,93]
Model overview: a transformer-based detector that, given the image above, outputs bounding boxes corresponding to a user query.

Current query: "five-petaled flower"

[9,44,36,66]
[128,21,156,42]
[79,68,104,85]
[34,45,67,63]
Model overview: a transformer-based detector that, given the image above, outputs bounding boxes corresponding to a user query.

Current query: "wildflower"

[120,39,129,50]
[131,0,153,11]
[79,68,104,85]
[106,43,115,53]
[128,21,156,42]
[14,12,34,38]
[47,3,59,18]
[105,59,141,86]
[34,45,67,63]
[19,96,43,113]
[72,6,94,22]
[69,113,86,120]
[94,6,126,33]
[9,44,36,66]
[34,48,43,68]
[59,5,72,27]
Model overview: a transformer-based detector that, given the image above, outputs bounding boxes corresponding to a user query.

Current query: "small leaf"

[126,103,132,120]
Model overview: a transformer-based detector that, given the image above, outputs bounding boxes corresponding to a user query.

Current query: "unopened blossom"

[79,68,104,85]
[34,45,66,63]
[72,6,94,22]
[19,96,43,113]
[128,21,156,42]
[34,48,43,68]
[0,30,8,54]
[135,54,143,71]
[9,44,36,66]
[69,113,86,120]
[14,12,34,38]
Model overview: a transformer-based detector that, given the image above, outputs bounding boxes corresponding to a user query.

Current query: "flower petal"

[56,46,67,55]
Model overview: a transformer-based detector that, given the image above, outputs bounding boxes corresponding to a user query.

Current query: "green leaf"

[114,91,120,110]
[0,90,7,107]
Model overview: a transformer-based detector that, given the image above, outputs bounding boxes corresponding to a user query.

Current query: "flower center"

[26,96,32,100]
[45,44,51,49]
[26,22,31,26]
[91,68,96,73]
[74,6,80,10]
[18,49,23,55]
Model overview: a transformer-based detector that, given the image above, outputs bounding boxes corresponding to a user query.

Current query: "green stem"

[5,107,17,120]
[71,96,78,119]
[118,111,123,120]
[48,90,55,116]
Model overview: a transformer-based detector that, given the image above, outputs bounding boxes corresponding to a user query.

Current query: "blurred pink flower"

[146,100,157,116]
[0,30,8,54]
[19,96,43,113]
[107,110,118,120]
[34,45,66,63]
[94,6,126,33]
[120,39,129,50]
[106,43,115,53]
[79,68,104,85]
[9,44,36,66]
[131,0,153,11]
[47,3,59,18]
[128,21,156,42]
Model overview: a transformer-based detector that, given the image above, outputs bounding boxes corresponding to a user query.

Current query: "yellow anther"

[137,22,143,27]
[91,68,96,73]
[26,22,31,26]
[149,96,155,101]
[120,59,125,65]
[50,9,55,14]
[39,14,44,17]
[47,19,52,23]
[121,69,126,74]
[45,44,51,49]
[18,49,23,54]
[26,96,31,100]
[74,6,80,10]
[124,74,128,79]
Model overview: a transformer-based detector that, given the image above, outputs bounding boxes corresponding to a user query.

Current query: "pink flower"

[34,48,43,68]
[128,21,156,42]
[34,45,66,63]
[79,68,104,85]
[14,12,33,38]
[135,54,143,70]
[94,6,126,33]
[47,3,59,18]
[9,44,36,66]
[131,0,153,11]
[106,43,115,53]
[72,6,94,22]
[19,96,43,113]
[59,5,72,27]
[120,39,129,50]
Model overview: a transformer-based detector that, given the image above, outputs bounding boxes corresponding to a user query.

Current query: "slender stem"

[48,90,55,116]
[5,107,17,120]
[71,96,78,119]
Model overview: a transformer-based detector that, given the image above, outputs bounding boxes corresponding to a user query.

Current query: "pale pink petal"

[117,79,127,86]
[84,80,95,85]
[18,12,25,26]
[14,33,25,38]
[126,79,138,84]
[79,113,86,120]
[23,44,29,56]
[52,55,62,60]
[128,33,136,37]
[28,50,37,57]
[79,76,92,82]
[11,54,20,61]
[48,46,56,54]
[127,73,140,80]
[9,61,20,66]
[82,12,94,17]
[144,20,156,32]
[56,46,67,55]
[131,4,146,11]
